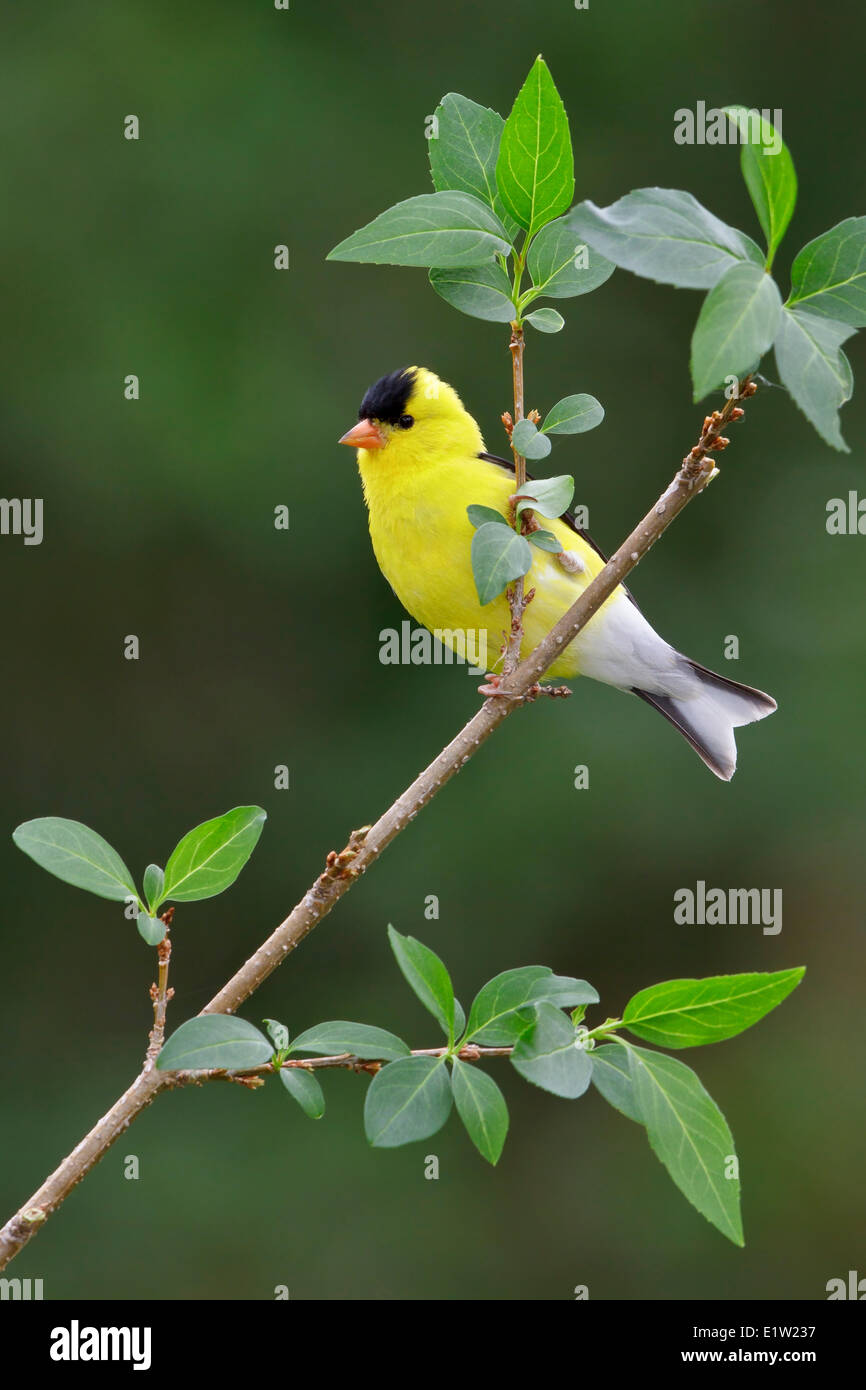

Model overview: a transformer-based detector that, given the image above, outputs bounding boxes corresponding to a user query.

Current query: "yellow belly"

[361,453,620,679]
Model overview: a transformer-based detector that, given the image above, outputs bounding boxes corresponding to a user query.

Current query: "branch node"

[319,825,371,885]
[525,682,573,701]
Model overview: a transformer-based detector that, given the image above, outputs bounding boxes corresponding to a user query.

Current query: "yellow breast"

[359,450,617,679]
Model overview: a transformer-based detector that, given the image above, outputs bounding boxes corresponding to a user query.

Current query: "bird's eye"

[398,414,414,429]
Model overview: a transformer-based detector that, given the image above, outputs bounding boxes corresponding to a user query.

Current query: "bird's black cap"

[359,367,416,424]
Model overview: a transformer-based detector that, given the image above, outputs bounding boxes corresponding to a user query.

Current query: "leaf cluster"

[329,57,614,335]
[157,928,804,1245]
[329,57,613,607]
[13,806,266,944]
[572,108,864,449]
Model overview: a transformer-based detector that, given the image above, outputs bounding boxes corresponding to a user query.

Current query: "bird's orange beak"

[338,418,386,450]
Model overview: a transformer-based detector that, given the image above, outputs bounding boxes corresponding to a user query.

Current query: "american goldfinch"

[339,367,776,780]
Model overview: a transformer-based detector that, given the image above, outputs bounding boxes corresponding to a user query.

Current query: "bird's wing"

[477,451,642,610]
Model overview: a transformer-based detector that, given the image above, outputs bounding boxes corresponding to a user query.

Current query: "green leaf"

[387,925,456,1039]
[327,191,511,268]
[137,912,164,946]
[570,189,763,289]
[541,394,604,435]
[465,966,550,1042]
[143,863,165,913]
[429,263,516,321]
[467,503,509,528]
[466,966,598,1045]
[627,1045,743,1246]
[690,262,782,400]
[364,1056,452,1147]
[511,419,552,458]
[496,56,574,237]
[526,212,615,299]
[525,307,564,334]
[774,306,855,452]
[590,1045,642,1124]
[289,1021,410,1062]
[453,998,466,1040]
[510,1003,592,1099]
[536,973,600,1008]
[723,106,796,269]
[787,216,866,326]
[514,473,574,518]
[157,1015,272,1071]
[12,817,140,904]
[263,1018,289,1050]
[279,1067,325,1119]
[511,419,552,459]
[471,1007,538,1048]
[162,806,266,903]
[529,529,562,552]
[427,92,520,241]
[451,1059,509,1165]
[623,968,806,1049]
[470,522,533,605]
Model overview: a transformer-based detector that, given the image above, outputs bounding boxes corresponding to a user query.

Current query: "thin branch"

[0,379,755,1272]
[278,1043,516,1068]
[171,1043,517,1086]
[144,909,174,1069]
[503,320,528,677]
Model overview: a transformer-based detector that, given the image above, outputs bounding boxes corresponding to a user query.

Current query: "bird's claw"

[478,673,507,697]
[478,673,521,699]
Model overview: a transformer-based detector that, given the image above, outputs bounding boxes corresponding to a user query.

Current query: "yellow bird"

[339,366,776,780]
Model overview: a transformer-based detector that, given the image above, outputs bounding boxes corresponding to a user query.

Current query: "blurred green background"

[1,0,864,1301]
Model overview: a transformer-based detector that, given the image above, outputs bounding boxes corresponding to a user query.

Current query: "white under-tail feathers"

[575,591,777,780]
[633,661,777,781]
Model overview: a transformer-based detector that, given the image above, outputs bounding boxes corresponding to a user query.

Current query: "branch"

[171,1043,517,1085]
[0,378,755,1271]
[144,909,174,1068]
[503,319,528,676]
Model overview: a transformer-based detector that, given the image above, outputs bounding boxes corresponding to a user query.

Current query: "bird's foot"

[478,673,516,698]
[477,673,526,700]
